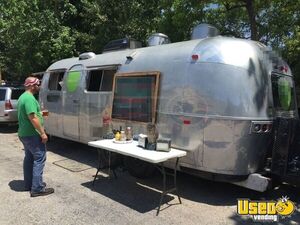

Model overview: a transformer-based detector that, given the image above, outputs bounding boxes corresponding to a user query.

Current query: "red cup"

[42,110,49,117]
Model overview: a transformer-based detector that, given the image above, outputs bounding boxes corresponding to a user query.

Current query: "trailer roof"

[46,36,291,75]
[46,39,202,71]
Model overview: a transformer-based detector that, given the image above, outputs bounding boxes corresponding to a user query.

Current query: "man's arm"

[28,113,48,143]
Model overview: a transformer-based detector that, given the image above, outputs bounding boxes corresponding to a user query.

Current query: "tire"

[123,156,156,178]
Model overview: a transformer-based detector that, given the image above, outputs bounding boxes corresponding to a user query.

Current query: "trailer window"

[271,74,295,111]
[48,71,65,91]
[87,69,116,92]
[87,70,102,91]
[101,70,115,91]
[111,72,160,123]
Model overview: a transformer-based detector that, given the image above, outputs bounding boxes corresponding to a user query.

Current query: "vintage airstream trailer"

[39,25,298,191]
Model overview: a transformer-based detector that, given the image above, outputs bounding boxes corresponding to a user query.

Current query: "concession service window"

[111,72,160,123]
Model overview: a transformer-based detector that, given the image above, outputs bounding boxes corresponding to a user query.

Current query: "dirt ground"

[0,125,299,225]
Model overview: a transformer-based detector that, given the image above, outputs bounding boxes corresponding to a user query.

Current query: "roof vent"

[191,24,219,40]
[147,33,170,46]
[79,52,96,60]
[103,38,142,53]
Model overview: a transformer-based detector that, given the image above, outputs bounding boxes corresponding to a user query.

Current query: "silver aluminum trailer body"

[39,36,296,182]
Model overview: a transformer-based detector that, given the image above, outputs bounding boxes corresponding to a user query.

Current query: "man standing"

[18,76,54,197]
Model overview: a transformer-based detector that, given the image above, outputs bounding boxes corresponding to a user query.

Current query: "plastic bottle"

[115,131,121,141]
[126,127,132,140]
[120,130,126,141]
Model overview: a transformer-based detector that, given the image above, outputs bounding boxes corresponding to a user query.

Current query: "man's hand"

[40,133,48,144]
[28,113,47,143]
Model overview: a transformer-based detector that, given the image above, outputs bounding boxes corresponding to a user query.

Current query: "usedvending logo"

[237,196,296,222]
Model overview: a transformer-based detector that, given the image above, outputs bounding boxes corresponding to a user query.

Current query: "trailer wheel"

[123,156,156,178]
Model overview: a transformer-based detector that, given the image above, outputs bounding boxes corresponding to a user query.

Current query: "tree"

[186,0,300,80]
[78,0,162,53]
[0,0,299,82]
[158,0,207,42]
[283,26,300,84]
[0,0,76,81]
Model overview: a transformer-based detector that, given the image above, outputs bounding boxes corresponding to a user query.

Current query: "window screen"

[87,69,116,91]
[48,71,65,90]
[87,70,102,91]
[112,72,160,123]
[101,70,115,91]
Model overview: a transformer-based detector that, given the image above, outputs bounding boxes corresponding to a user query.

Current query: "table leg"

[108,150,111,177]
[156,158,181,216]
[93,149,102,186]
[174,158,181,204]
[93,149,117,185]
[157,164,166,216]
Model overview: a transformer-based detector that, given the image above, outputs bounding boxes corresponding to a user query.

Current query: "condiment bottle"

[126,127,132,140]
[120,130,126,141]
[147,123,158,144]
[115,131,121,141]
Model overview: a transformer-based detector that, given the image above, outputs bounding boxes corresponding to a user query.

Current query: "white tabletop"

[88,139,187,164]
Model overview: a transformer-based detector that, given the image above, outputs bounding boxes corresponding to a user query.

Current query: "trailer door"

[62,65,83,139]
[270,73,297,176]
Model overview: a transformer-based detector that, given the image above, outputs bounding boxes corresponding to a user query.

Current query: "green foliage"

[282,26,300,84]
[80,0,162,52]
[0,0,299,83]
[0,0,76,81]
[158,0,207,42]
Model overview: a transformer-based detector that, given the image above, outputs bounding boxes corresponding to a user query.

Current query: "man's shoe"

[30,188,54,197]
[25,182,47,192]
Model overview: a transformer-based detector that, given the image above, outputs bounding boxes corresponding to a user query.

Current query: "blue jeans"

[19,135,46,193]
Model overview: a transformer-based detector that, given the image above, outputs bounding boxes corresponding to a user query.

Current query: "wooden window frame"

[111,71,160,124]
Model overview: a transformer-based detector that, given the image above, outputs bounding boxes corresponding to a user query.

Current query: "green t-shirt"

[17,92,44,137]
